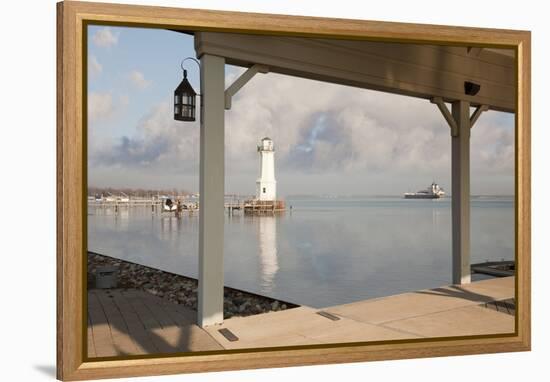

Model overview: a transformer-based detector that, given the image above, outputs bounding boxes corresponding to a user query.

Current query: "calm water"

[88,197,514,308]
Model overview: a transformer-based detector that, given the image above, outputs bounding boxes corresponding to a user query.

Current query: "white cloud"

[89,66,514,194]
[224,70,513,177]
[471,112,514,174]
[88,55,102,78]
[128,70,152,89]
[92,27,118,48]
[88,92,114,122]
[88,92,130,125]
[90,98,199,171]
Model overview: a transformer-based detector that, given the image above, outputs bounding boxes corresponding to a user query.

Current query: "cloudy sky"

[87,25,514,196]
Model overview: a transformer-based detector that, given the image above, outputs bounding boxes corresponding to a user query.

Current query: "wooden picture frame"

[57,1,531,380]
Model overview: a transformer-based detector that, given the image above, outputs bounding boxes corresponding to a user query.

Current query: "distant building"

[256,137,277,201]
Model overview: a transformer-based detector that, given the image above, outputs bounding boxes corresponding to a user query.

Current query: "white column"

[451,100,471,284]
[198,54,225,327]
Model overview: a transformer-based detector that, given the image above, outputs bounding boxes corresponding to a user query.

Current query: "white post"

[198,54,225,327]
[451,100,471,284]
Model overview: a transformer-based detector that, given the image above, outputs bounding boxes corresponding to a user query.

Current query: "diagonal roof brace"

[431,97,458,137]
[430,97,488,137]
[469,104,489,127]
[225,64,269,110]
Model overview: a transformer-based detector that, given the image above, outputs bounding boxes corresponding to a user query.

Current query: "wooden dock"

[87,277,515,357]
[88,197,286,215]
[226,200,286,215]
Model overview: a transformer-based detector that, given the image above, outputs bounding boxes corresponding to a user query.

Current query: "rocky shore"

[87,252,298,318]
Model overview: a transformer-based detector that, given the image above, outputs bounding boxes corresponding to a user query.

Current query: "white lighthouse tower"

[256,137,277,201]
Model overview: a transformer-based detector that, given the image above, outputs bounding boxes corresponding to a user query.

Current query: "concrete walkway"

[87,277,515,357]
[205,277,515,349]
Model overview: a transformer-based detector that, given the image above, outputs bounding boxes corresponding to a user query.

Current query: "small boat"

[162,198,178,212]
[404,182,445,199]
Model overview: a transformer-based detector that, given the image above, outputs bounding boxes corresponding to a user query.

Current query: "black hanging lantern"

[174,69,197,122]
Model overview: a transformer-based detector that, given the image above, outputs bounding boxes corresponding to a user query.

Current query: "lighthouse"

[256,137,277,201]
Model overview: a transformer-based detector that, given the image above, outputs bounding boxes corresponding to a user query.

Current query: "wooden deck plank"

[123,290,163,330]
[149,298,223,351]
[87,291,117,357]
[137,293,179,329]
[156,300,196,326]
[95,290,140,355]
[124,290,177,353]
[87,314,96,358]
[87,289,229,356]
[111,290,160,354]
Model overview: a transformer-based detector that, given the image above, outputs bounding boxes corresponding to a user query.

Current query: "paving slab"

[207,277,515,349]
[205,307,418,349]
[325,277,515,325]
[382,304,515,337]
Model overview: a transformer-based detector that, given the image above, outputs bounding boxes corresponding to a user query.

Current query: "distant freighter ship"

[404,182,445,199]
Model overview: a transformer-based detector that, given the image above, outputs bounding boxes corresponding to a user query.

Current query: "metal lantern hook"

[180,57,201,94]
[181,57,200,75]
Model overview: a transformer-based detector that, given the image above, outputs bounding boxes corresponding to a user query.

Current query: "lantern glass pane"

[175,94,180,104]
[175,105,180,115]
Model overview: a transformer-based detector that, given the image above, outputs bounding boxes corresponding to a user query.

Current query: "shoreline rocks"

[87,252,297,318]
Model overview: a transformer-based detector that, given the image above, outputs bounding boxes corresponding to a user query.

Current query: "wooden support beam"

[225,64,269,110]
[431,97,458,136]
[470,104,489,127]
[198,54,225,327]
[196,32,515,112]
[432,98,476,285]
[451,100,472,285]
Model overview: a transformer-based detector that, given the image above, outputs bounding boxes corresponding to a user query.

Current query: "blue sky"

[88,26,198,139]
[87,25,515,196]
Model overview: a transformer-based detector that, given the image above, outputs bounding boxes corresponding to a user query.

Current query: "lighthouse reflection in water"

[257,216,279,291]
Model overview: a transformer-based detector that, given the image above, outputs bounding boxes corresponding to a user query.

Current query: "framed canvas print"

[57,1,531,380]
